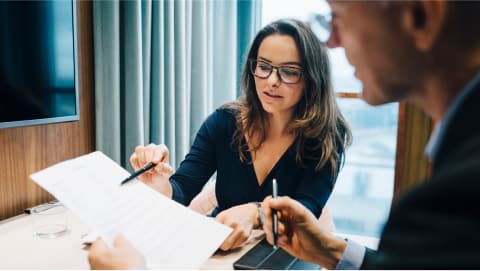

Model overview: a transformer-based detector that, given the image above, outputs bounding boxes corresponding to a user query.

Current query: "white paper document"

[30,151,232,269]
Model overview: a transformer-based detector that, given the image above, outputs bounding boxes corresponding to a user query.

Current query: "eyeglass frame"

[308,12,335,45]
[249,59,304,84]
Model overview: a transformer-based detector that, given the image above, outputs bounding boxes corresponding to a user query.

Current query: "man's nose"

[326,31,341,48]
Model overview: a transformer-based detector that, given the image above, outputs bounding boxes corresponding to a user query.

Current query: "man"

[262,1,480,269]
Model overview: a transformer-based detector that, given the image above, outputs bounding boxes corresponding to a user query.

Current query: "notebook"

[233,238,320,270]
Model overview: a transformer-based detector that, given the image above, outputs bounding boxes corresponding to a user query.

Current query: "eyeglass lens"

[308,12,332,43]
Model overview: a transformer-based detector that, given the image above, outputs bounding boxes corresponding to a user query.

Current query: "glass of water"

[31,202,68,238]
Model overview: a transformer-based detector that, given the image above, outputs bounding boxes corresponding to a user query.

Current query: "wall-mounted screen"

[0,0,79,129]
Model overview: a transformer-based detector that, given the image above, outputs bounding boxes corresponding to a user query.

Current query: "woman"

[89,18,351,268]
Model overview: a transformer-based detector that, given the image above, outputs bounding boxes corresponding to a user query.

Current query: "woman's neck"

[246,110,294,147]
[266,111,293,138]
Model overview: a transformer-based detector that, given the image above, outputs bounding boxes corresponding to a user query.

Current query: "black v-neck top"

[170,108,340,218]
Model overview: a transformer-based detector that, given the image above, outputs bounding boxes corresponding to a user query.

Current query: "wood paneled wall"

[0,2,95,220]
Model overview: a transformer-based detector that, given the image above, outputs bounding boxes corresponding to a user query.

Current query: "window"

[262,0,398,237]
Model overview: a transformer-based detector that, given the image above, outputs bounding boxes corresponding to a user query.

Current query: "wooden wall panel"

[0,1,95,220]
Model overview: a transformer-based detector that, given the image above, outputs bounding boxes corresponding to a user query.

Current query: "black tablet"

[233,238,320,270]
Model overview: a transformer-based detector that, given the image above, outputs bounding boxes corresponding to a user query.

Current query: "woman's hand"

[262,196,346,269]
[130,143,173,197]
[88,235,146,270]
[215,203,259,251]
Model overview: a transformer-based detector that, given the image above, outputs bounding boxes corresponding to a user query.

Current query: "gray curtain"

[93,0,260,169]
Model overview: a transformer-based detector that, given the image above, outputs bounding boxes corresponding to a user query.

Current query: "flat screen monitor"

[0,1,79,129]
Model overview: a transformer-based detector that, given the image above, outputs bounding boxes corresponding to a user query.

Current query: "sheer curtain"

[93,0,260,169]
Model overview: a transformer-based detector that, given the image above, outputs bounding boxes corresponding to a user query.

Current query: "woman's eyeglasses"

[250,59,303,84]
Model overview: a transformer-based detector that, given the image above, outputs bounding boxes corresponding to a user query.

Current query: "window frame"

[393,102,432,201]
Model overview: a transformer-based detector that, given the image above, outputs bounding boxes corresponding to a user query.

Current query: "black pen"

[272,178,278,249]
[120,162,156,185]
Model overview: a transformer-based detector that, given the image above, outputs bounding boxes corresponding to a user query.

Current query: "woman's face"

[253,34,305,117]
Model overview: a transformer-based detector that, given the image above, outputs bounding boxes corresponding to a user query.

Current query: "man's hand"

[262,196,347,269]
[88,235,146,270]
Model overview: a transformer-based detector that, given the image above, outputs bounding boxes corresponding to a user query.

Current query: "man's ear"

[401,1,448,52]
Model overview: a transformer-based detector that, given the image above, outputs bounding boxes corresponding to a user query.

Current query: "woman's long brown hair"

[223,19,352,185]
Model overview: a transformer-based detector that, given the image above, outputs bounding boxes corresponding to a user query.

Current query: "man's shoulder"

[400,131,480,206]
[376,138,480,268]
[376,169,480,268]
[436,81,480,163]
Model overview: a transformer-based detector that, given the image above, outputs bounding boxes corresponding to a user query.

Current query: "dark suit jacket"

[361,76,480,269]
